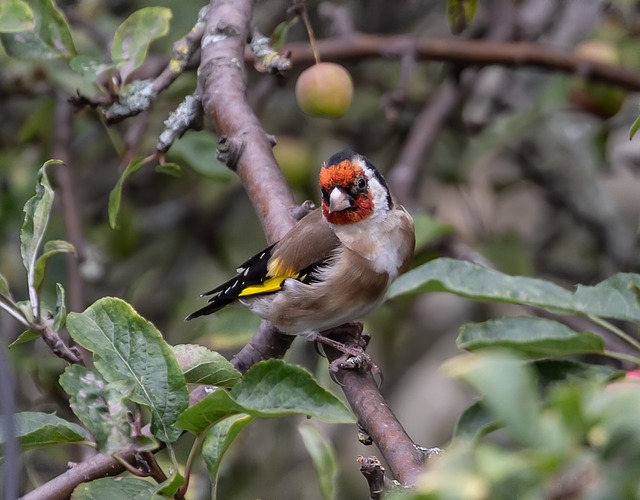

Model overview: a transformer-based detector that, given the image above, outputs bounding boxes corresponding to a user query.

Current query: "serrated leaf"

[34,239,75,290]
[388,258,574,312]
[172,344,241,387]
[458,317,604,358]
[447,0,477,34]
[155,162,182,177]
[231,360,354,423]
[66,298,189,443]
[69,55,116,83]
[111,7,172,83]
[202,414,253,483]
[71,477,163,500]
[0,411,87,450]
[0,0,34,33]
[21,160,61,281]
[444,352,541,447]
[108,157,146,229]
[176,389,247,435]
[453,401,499,440]
[299,424,338,500]
[8,328,40,348]
[59,365,136,455]
[53,283,66,331]
[630,113,640,140]
[0,0,75,60]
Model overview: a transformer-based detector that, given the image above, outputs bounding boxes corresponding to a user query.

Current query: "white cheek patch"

[363,170,390,218]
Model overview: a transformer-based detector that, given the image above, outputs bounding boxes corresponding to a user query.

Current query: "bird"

[187,150,415,348]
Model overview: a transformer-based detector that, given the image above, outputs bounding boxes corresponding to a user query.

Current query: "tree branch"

[279,34,640,90]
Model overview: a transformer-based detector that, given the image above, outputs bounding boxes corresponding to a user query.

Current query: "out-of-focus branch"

[389,0,518,207]
[278,34,640,90]
[53,93,85,313]
[388,81,463,206]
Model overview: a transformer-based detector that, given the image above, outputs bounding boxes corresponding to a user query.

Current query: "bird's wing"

[186,209,340,319]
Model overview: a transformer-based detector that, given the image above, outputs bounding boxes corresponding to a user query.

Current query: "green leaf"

[178,361,354,435]
[34,239,75,290]
[573,274,640,323]
[231,360,354,423]
[69,55,116,83]
[108,157,146,229]
[445,352,541,447]
[270,18,298,52]
[299,424,338,500]
[453,401,499,441]
[21,160,61,280]
[172,344,241,387]
[152,472,185,497]
[71,477,163,500]
[52,282,66,331]
[0,0,75,60]
[0,273,10,296]
[59,365,139,455]
[532,359,624,389]
[457,317,605,358]
[202,414,253,483]
[413,214,454,251]
[66,298,189,443]
[388,258,574,312]
[630,113,640,140]
[0,0,34,33]
[111,7,172,82]
[446,0,477,34]
[0,411,87,450]
[155,162,182,177]
[168,133,232,181]
[389,258,640,325]
[8,328,40,348]
[176,389,247,435]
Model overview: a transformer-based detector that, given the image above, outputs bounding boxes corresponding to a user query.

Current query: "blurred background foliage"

[2,0,640,498]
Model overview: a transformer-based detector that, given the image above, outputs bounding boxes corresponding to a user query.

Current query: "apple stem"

[300,4,321,65]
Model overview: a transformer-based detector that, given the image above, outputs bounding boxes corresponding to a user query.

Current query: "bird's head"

[319,150,393,225]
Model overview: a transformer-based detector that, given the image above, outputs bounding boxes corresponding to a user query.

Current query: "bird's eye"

[357,177,367,190]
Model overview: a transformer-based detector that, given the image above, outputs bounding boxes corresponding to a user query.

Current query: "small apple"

[570,39,626,119]
[295,62,353,118]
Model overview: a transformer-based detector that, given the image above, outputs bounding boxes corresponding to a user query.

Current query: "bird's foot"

[313,324,382,385]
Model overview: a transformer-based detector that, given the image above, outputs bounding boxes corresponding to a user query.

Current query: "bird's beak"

[328,187,353,213]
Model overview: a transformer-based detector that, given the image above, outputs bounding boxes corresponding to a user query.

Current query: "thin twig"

[0,297,29,326]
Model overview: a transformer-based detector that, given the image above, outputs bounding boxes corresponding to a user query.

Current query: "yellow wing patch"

[238,276,292,297]
[268,257,298,279]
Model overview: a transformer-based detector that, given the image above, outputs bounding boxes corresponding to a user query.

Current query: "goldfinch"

[187,150,415,340]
